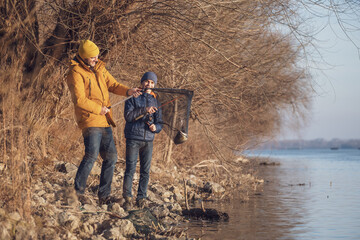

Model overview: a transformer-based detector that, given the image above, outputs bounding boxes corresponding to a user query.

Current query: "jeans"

[123,139,153,200]
[74,127,117,199]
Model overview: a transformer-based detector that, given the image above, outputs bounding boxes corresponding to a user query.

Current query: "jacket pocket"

[77,110,90,124]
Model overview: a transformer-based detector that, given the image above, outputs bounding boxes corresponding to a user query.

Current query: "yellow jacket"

[66,55,130,129]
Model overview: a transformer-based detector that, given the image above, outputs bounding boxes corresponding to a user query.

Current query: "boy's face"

[141,79,155,93]
[84,55,99,67]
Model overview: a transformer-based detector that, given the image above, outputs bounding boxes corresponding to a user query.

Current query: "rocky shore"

[0,156,264,239]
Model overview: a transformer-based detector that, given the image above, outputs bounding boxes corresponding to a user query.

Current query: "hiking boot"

[99,195,120,205]
[136,198,147,209]
[76,193,92,205]
[123,197,132,211]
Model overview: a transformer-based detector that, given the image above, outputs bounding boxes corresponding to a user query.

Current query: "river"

[184,148,360,240]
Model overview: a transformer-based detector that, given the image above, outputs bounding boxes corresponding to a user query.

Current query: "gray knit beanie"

[140,72,157,86]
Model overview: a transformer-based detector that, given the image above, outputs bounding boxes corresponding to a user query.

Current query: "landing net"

[152,88,194,144]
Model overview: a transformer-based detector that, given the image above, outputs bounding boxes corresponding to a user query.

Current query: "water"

[185,149,360,240]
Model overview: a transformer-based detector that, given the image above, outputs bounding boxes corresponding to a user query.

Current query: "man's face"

[141,80,155,93]
[84,55,99,67]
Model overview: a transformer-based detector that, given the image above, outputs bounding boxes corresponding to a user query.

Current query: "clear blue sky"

[279,10,360,140]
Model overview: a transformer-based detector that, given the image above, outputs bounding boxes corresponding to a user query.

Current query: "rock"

[60,230,78,240]
[81,222,94,235]
[125,209,158,235]
[161,191,172,199]
[55,187,78,207]
[147,190,164,205]
[83,204,97,212]
[110,203,126,216]
[44,193,55,202]
[90,162,101,176]
[166,203,182,214]
[8,211,21,222]
[235,156,249,164]
[169,185,184,202]
[149,184,166,195]
[182,208,229,221]
[33,195,46,205]
[1,220,11,231]
[102,227,123,239]
[0,163,6,171]
[203,181,225,194]
[92,235,106,240]
[14,221,37,240]
[150,205,170,219]
[54,162,77,173]
[58,212,80,231]
[150,165,162,174]
[186,179,197,188]
[44,181,53,191]
[0,223,11,240]
[37,190,46,196]
[113,219,136,237]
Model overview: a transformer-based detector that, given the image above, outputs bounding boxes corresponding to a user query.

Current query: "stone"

[0,223,11,240]
[83,204,97,212]
[167,203,182,214]
[110,203,126,216]
[161,191,172,199]
[58,212,80,231]
[186,179,197,188]
[150,205,170,219]
[203,181,225,194]
[37,190,46,196]
[8,211,21,222]
[149,184,165,195]
[114,219,136,237]
[102,227,122,239]
[235,156,249,164]
[90,163,101,176]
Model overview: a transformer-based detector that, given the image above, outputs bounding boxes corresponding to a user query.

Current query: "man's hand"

[146,106,157,114]
[127,88,142,98]
[100,106,110,115]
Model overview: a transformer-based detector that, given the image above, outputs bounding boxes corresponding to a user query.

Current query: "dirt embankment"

[0,156,265,239]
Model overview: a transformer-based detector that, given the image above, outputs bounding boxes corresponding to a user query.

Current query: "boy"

[122,72,163,209]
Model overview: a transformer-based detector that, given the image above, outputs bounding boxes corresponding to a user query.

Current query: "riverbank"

[0,156,266,239]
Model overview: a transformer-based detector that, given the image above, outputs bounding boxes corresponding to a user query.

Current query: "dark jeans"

[75,127,117,199]
[123,139,153,200]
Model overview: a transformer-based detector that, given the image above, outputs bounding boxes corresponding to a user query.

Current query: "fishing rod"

[108,95,134,109]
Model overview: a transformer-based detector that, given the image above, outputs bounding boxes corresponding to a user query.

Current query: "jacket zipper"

[88,78,91,97]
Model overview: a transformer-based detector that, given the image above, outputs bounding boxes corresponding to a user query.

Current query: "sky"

[279,8,360,141]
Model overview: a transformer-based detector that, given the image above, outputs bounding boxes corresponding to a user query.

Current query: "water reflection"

[186,161,309,239]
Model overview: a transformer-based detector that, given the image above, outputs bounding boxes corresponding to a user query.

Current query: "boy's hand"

[146,106,157,114]
[148,123,156,132]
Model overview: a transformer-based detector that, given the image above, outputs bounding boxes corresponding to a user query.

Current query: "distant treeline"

[257,139,360,150]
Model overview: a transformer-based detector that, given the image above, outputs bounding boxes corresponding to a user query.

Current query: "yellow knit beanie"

[78,40,99,59]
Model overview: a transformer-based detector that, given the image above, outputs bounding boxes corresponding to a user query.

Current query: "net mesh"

[152,88,194,144]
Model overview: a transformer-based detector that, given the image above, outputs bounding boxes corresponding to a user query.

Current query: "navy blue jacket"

[124,92,163,141]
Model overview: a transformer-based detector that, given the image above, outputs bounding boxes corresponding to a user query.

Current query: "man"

[66,39,140,205]
[122,72,163,210]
